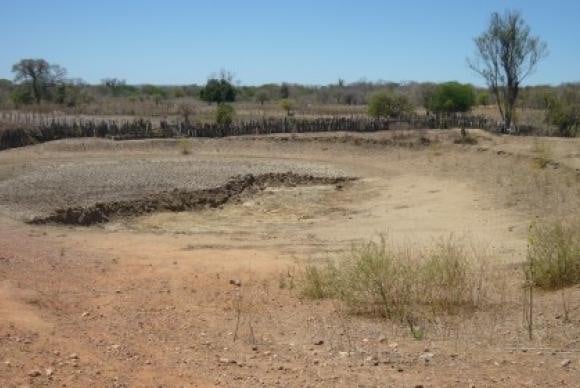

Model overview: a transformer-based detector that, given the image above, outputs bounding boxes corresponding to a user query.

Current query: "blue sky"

[0,0,578,86]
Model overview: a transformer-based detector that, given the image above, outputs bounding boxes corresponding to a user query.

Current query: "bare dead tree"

[468,10,547,131]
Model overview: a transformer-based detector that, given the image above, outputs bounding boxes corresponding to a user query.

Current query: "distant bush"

[367,92,413,119]
[300,237,490,320]
[200,78,237,104]
[476,90,490,106]
[215,103,235,125]
[544,94,579,137]
[11,86,34,107]
[428,82,476,114]
[256,91,270,105]
[526,221,580,289]
[280,99,294,116]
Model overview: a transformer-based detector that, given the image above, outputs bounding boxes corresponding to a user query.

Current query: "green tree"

[12,59,67,104]
[428,82,475,114]
[368,92,412,118]
[200,78,236,104]
[215,103,235,125]
[468,10,548,130]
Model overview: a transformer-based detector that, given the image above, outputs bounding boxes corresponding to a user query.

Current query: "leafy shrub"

[427,82,476,114]
[368,92,413,118]
[11,86,34,106]
[280,99,294,116]
[544,94,579,137]
[215,103,235,125]
[526,221,580,289]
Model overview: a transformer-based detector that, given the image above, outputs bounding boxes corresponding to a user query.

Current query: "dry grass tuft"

[526,220,580,289]
[177,138,193,155]
[530,139,553,169]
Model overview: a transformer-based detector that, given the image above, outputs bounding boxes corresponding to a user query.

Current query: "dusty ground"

[0,129,579,387]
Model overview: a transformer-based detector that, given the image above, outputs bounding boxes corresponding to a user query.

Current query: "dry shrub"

[453,133,478,145]
[526,220,580,289]
[300,236,492,321]
[530,139,553,169]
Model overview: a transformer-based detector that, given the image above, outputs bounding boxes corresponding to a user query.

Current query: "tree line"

[0,10,577,136]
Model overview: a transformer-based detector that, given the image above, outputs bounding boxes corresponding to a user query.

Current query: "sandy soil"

[0,130,579,387]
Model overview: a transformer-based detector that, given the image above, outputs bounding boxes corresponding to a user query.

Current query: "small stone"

[561,359,572,368]
[45,368,54,377]
[28,369,42,377]
[419,352,434,364]
[229,279,242,287]
[378,335,387,343]
[69,353,79,360]
[313,340,324,346]
[81,311,89,317]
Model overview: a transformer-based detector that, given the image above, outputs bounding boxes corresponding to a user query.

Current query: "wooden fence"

[0,112,537,151]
